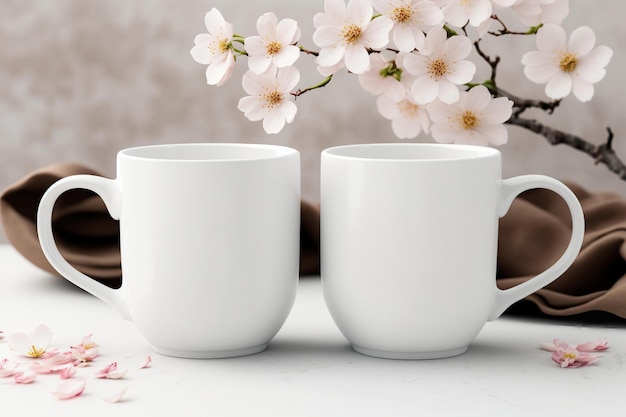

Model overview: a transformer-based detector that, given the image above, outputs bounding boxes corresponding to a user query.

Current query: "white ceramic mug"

[320,143,584,359]
[37,143,301,358]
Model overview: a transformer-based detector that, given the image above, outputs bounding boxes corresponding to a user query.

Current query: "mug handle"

[489,175,585,320]
[36,175,130,319]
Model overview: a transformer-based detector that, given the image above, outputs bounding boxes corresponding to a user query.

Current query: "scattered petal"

[548,338,600,368]
[76,334,99,350]
[52,378,86,400]
[15,370,37,384]
[71,345,100,365]
[103,386,129,403]
[95,362,127,380]
[138,355,152,369]
[0,359,20,378]
[60,364,76,379]
[577,337,609,352]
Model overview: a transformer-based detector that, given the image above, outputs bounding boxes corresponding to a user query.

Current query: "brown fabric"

[497,183,626,319]
[2,164,626,319]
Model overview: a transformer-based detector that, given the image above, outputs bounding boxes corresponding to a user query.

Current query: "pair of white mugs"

[37,143,584,360]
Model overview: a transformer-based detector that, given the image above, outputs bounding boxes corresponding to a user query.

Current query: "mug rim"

[119,143,299,162]
[322,143,500,162]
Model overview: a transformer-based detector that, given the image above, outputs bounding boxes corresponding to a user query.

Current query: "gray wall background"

[1,1,625,243]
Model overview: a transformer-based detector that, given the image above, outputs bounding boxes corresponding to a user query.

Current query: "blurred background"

[1,0,625,243]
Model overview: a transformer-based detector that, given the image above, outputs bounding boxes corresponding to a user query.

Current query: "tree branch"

[506,116,626,180]
[473,37,626,182]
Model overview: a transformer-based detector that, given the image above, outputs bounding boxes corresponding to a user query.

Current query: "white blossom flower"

[358,53,408,102]
[511,0,569,27]
[8,324,52,358]
[521,24,613,102]
[441,0,493,27]
[370,0,444,52]
[244,12,301,74]
[190,8,236,86]
[237,67,300,134]
[312,0,393,74]
[403,26,476,105]
[427,85,513,146]
[377,93,431,139]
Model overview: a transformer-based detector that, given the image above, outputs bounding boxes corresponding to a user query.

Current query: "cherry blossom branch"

[506,117,626,180]
[497,87,561,117]
[488,16,543,36]
[291,75,333,98]
[472,36,626,181]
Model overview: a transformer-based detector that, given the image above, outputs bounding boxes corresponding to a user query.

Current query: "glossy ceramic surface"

[38,143,301,358]
[320,143,585,359]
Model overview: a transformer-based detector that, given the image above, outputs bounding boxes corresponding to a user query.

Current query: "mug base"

[153,343,269,359]
[352,345,468,360]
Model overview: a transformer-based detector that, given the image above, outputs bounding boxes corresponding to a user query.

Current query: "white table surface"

[1,244,625,416]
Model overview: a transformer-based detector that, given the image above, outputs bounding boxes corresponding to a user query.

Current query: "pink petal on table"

[60,364,76,379]
[14,370,37,384]
[138,355,152,369]
[52,378,86,400]
[577,338,608,352]
[95,362,127,379]
[0,359,19,377]
[103,386,129,403]
[539,342,556,352]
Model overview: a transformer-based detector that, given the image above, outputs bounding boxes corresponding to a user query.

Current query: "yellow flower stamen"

[342,24,362,45]
[559,52,578,73]
[263,90,283,110]
[428,58,448,79]
[460,110,478,130]
[266,40,282,56]
[27,345,46,358]
[209,37,230,55]
[398,100,420,117]
[392,6,413,23]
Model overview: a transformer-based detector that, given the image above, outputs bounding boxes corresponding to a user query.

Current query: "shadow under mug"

[37,143,301,359]
[320,143,585,360]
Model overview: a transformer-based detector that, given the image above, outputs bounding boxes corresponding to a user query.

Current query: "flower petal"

[545,72,572,99]
[411,76,440,104]
[576,338,608,352]
[568,26,595,56]
[536,24,567,54]
[53,378,86,400]
[7,332,32,355]
[436,79,460,104]
[571,77,594,102]
[15,370,37,384]
[347,0,373,27]
[256,12,278,38]
[104,386,129,403]
[344,44,371,74]
[446,60,476,85]
[139,355,152,369]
